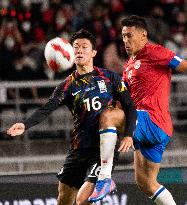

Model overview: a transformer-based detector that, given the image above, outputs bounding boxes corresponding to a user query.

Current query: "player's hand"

[7,123,25,136]
[118,136,135,152]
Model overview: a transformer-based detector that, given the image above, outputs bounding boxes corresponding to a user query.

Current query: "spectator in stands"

[146,3,170,44]
[103,36,127,74]
[171,10,187,35]
[0,19,23,80]
[7,53,39,106]
[84,2,112,67]
[103,15,128,74]
[54,4,75,39]
[179,30,187,59]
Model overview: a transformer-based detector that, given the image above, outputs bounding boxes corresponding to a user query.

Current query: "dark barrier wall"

[0,168,186,205]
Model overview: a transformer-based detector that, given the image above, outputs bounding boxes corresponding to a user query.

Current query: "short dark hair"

[121,15,148,32]
[70,29,96,50]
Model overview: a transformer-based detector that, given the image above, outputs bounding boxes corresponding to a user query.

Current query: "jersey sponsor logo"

[134,60,141,69]
[97,80,107,93]
[72,87,96,96]
[72,90,81,96]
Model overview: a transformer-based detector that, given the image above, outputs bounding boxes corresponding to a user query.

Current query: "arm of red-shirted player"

[176,59,187,73]
[154,46,187,74]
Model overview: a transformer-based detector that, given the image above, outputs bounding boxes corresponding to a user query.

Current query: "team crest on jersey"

[134,60,141,69]
[97,80,107,93]
[125,66,130,71]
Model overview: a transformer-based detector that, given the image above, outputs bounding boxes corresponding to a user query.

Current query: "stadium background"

[0,0,186,205]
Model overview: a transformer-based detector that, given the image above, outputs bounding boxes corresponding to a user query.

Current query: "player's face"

[122,26,147,56]
[73,38,97,67]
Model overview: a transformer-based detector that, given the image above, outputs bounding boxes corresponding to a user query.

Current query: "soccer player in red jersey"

[120,15,187,205]
[91,15,187,204]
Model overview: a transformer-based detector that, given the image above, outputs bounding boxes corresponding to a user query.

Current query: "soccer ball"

[44,37,75,72]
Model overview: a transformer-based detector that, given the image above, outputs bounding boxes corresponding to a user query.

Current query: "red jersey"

[123,42,182,136]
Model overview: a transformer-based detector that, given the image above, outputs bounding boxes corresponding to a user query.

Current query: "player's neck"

[76,65,94,75]
[131,40,148,58]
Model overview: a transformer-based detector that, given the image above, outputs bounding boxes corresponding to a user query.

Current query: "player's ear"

[92,50,97,57]
[142,30,147,38]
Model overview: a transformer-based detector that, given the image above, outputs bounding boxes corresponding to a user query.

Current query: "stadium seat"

[50,107,73,139]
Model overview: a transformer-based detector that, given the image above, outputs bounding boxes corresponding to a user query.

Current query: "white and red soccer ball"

[44,37,75,72]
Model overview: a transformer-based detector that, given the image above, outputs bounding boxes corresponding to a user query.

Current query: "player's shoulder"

[146,42,172,53]
[57,71,75,90]
[94,66,107,74]
[145,42,175,59]
[64,71,77,82]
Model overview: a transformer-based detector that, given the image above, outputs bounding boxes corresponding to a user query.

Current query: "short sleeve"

[149,45,175,68]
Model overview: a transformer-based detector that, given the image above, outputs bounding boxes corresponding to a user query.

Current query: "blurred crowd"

[0,0,187,101]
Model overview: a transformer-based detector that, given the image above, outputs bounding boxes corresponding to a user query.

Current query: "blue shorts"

[134,110,170,163]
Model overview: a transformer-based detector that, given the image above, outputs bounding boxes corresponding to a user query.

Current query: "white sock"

[98,127,117,180]
[149,185,176,205]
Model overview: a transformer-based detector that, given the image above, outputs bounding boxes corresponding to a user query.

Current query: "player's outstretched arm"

[7,123,25,137]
